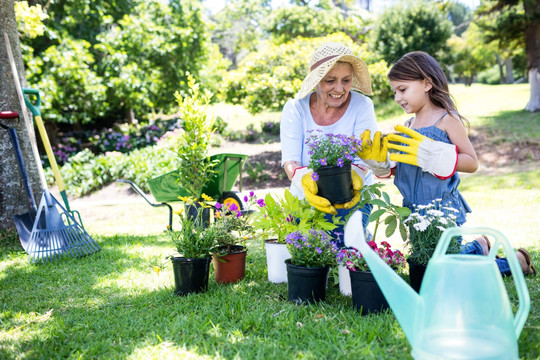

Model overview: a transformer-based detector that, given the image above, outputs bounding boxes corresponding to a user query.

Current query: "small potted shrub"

[305,129,361,204]
[174,75,218,222]
[285,229,340,304]
[337,241,406,314]
[169,199,216,296]
[404,199,462,292]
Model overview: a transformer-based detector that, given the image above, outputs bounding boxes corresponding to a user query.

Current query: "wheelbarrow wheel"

[219,191,244,211]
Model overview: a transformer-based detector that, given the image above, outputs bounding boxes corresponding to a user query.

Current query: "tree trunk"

[495,54,505,84]
[525,68,540,112]
[504,57,514,84]
[0,0,42,231]
[524,0,540,112]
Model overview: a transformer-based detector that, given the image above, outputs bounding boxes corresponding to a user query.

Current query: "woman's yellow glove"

[357,129,395,177]
[301,167,364,214]
[387,125,458,179]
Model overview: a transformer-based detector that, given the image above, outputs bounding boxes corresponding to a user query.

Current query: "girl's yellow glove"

[387,125,458,179]
[357,129,395,177]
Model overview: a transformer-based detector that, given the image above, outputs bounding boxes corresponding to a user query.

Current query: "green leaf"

[396,207,412,217]
[385,218,397,238]
[369,209,387,222]
[399,223,408,241]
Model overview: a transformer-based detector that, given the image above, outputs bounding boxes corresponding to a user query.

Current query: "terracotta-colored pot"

[212,245,247,284]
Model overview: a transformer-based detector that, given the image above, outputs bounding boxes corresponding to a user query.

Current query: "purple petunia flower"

[311,173,319,181]
[257,199,266,207]
[319,158,327,166]
[337,158,344,167]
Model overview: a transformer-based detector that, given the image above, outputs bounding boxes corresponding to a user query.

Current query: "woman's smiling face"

[315,62,353,108]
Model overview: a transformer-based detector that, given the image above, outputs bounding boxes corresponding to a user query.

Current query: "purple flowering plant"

[286,229,340,268]
[210,190,264,254]
[337,240,406,272]
[305,130,361,179]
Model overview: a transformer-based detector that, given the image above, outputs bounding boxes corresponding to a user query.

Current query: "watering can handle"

[435,227,530,338]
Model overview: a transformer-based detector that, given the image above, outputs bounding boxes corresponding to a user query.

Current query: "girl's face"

[389,79,432,114]
[315,62,353,108]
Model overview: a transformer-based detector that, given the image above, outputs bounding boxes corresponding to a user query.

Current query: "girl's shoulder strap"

[435,110,465,126]
[433,112,449,126]
[405,117,415,127]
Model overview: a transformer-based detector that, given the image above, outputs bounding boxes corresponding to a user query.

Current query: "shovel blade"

[13,212,34,252]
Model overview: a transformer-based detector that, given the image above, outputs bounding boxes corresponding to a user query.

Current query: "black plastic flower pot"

[349,269,389,315]
[171,256,211,296]
[184,203,211,228]
[407,260,427,293]
[286,259,330,305]
[315,163,353,204]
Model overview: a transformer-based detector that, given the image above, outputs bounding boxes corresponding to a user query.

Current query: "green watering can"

[345,211,530,360]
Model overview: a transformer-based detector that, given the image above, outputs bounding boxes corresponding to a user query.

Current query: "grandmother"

[280,42,378,242]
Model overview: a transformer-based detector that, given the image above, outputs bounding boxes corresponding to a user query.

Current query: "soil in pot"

[286,259,330,305]
[212,245,247,284]
[171,256,211,295]
[315,163,353,204]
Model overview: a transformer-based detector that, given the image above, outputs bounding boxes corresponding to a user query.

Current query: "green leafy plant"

[404,199,462,265]
[337,241,406,272]
[285,229,339,268]
[174,74,218,200]
[350,183,411,242]
[252,189,343,244]
[170,198,215,259]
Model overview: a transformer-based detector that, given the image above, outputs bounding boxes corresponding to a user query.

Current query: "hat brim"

[295,54,372,100]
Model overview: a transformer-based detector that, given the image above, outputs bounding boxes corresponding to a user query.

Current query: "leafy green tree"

[265,1,373,44]
[447,23,497,85]
[448,1,473,36]
[210,0,271,67]
[371,0,453,65]
[220,33,391,114]
[95,0,210,120]
[29,38,108,127]
[475,0,539,111]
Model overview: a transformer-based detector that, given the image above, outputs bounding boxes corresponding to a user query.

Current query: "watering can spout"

[344,211,423,345]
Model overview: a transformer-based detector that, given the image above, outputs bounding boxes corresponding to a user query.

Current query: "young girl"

[358,51,536,277]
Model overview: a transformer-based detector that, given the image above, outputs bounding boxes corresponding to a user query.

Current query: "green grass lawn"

[1,84,539,359]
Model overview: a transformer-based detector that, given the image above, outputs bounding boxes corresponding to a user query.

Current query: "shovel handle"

[22,88,41,117]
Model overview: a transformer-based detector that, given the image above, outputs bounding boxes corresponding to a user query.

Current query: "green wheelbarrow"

[117,153,248,230]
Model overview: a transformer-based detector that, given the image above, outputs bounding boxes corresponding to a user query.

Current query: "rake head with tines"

[27,191,100,263]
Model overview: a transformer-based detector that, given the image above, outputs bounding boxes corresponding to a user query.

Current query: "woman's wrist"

[284,161,302,180]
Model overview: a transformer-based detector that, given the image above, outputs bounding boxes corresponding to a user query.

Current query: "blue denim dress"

[393,122,471,225]
[394,118,511,276]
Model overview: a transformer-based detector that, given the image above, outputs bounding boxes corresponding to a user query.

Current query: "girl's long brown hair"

[388,51,470,128]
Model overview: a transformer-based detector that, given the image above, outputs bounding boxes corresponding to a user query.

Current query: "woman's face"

[315,62,353,108]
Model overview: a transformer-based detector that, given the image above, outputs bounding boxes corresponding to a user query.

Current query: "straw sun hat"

[295,42,372,100]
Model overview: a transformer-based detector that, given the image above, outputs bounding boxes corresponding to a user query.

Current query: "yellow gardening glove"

[387,125,458,179]
[357,129,395,177]
[301,168,364,214]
